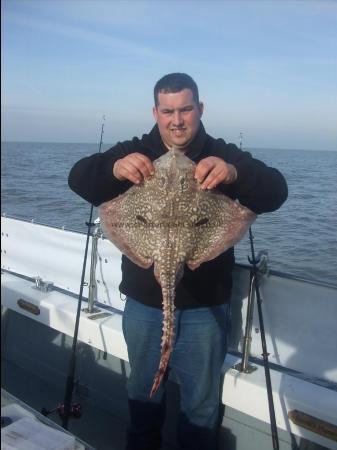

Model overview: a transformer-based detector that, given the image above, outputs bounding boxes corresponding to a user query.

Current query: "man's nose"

[172,110,183,126]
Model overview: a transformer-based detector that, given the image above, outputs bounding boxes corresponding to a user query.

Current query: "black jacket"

[68,123,288,308]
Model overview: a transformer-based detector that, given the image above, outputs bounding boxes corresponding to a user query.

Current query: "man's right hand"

[113,153,154,184]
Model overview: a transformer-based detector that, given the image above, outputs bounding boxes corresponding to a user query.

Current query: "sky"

[1,0,337,150]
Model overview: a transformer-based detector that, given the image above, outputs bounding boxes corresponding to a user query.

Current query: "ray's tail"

[150,284,176,397]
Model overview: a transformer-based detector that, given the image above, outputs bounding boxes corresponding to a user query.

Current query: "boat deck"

[1,387,93,450]
[2,357,179,450]
[2,335,329,450]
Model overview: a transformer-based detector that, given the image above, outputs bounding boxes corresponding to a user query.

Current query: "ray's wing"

[99,186,157,269]
[187,190,256,270]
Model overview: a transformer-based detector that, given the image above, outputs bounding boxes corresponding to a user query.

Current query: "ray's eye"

[159,177,166,188]
[180,176,188,190]
[136,215,147,224]
[195,218,209,227]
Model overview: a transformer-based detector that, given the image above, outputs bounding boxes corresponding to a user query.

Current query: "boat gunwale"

[2,268,337,393]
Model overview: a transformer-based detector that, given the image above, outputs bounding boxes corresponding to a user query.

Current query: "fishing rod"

[248,227,279,450]
[61,116,106,430]
[238,132,278,447]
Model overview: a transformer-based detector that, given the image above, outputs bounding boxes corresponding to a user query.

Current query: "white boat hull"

[2,216,337,449]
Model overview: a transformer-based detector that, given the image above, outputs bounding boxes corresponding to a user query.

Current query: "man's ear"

[153,106,158,122]
[199,102,204,117]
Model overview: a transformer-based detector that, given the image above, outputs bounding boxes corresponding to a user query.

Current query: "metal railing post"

[234,251,269,373]
[85,218,102,314]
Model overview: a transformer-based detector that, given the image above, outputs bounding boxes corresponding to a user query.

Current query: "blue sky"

[1,0,337,150]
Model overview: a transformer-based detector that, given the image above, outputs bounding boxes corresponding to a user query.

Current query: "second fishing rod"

[61,117,106,430]
[248,227,279,450]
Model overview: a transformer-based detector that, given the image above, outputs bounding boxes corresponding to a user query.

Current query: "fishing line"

[248,227,279,450]
[61,116,106,430]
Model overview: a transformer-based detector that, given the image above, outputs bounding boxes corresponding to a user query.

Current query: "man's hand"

[194,156,237,190]
[113,153,154,185]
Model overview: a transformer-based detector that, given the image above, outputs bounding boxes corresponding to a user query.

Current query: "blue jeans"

[122,297,230,450]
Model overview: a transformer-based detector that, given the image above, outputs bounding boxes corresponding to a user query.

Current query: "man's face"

[153,88,204,150]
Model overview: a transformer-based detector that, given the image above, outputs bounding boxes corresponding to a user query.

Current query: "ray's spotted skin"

[99,147,256,397]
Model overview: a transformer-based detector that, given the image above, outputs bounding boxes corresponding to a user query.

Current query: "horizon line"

[1,140,336,153]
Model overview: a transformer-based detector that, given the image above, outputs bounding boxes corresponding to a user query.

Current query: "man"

[68,73,288,450]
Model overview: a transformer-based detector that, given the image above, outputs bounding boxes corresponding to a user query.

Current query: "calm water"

[1,141,337,286]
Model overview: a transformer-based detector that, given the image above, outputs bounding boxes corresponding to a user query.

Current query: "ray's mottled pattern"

[99,148,256,396]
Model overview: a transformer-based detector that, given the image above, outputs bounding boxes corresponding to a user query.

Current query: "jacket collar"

[147,122,208,161]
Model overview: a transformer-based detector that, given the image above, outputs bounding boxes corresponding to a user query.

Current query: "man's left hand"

[194,157,237,189]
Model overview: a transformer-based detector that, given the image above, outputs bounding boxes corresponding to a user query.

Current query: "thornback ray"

[99,147,256,397]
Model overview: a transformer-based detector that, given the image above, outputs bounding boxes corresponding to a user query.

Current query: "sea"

[1,141,337,287]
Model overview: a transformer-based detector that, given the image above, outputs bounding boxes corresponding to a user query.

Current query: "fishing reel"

[41,403,82,419]
[248,250,269,276]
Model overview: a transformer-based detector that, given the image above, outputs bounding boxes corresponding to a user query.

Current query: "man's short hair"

[154,73,199,106]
